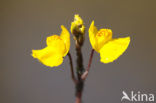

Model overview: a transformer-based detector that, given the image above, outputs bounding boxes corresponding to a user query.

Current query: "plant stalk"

[75,42,84,103]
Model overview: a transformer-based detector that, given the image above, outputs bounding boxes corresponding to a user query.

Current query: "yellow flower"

[89,21,130,63]
[71,14,85,35]
[32,25,70,67]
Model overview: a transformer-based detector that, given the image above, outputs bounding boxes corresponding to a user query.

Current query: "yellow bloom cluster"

[32,15,130,67]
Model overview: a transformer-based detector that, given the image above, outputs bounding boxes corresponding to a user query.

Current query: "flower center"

[95,29,112,51]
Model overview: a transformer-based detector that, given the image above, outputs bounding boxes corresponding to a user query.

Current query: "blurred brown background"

[1,0,156,103]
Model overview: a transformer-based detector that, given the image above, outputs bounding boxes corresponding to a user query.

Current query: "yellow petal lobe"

[89,21,98,50]
[46,35,66,55]
[60,25,70,56]
[99,37,130,63]
[32,47,63,67]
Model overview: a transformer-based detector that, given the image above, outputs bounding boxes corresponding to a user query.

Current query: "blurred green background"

[1,0,156,103]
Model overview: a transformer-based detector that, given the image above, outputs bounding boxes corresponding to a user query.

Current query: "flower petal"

[60,25,70,56]
[32,47,63,67]
[89,21,98,50]
[99,37,130,63]
[46,35,66,55]
[32,34,67,67]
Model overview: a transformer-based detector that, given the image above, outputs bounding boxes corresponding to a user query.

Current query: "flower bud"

[71,14,85,46]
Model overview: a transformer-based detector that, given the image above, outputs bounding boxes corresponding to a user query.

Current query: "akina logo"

[121,91,155,102]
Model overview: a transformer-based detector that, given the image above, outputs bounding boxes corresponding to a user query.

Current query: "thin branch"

[81,49,94,80]
[67,52,77,84]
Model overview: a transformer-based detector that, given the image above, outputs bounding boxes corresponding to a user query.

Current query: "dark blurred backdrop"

[1,0,156,103]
